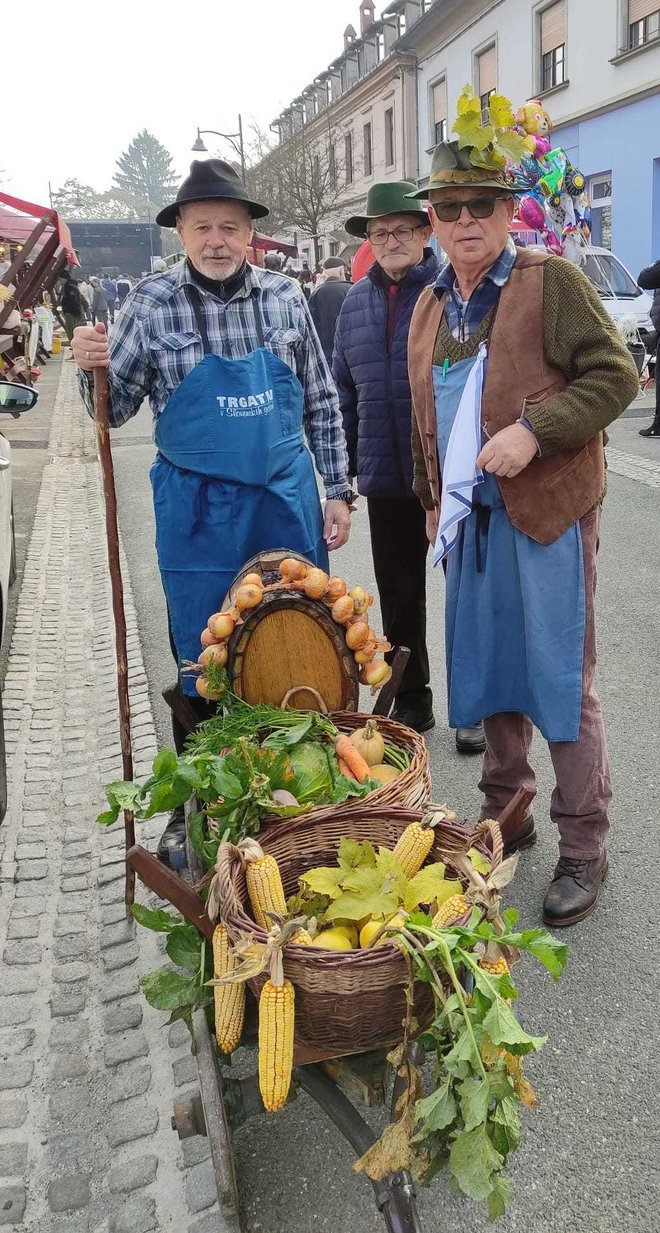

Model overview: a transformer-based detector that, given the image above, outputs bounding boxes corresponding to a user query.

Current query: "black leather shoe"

[639,423,660,437]
[502,814,537,856]
[542,852,608,927]
[390,704,435,734]
[156,807,187,870]
[455,723,486,754]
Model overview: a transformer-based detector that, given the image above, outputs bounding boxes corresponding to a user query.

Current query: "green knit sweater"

[411,256,639,508]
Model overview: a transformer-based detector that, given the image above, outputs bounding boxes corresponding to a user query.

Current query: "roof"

[0,192,77,265]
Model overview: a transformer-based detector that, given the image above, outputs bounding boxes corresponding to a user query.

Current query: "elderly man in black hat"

[332,180,484,749]
[73,160,353,867]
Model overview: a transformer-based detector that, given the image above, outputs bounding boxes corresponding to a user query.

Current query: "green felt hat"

[406,141,513,198]
[344,181,430,238]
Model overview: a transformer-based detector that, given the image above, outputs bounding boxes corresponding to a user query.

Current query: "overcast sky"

[4,0,362,206]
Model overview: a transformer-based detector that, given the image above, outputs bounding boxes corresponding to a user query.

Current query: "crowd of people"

[69,144,640,928]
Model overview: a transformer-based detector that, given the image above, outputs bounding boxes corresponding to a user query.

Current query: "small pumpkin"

[349,719,385,767]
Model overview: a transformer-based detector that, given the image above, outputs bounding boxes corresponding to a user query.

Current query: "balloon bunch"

[508,99,592,260]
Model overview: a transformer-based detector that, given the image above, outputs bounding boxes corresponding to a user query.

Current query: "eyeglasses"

[366,224,426,247]
[431,195,510,223]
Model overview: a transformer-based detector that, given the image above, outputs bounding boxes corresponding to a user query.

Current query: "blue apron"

[151,285,328,695]
[433,357,585,742]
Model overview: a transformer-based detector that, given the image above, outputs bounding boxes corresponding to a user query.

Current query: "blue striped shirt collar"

[434,237,517,300]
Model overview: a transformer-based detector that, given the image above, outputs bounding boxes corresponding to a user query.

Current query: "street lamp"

[192,118,246,184]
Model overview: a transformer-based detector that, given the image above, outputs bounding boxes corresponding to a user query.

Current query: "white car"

[578,247,655,350]
[0,381,38,820]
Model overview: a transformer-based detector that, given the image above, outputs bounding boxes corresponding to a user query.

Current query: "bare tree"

[245,120,356,265]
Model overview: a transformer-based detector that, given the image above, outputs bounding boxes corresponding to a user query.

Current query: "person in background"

[334,181,482,741]
[407,137,639,924]
[57,271,88,345]
[116,274,131,307]
[70,159,352,869]
[90,277,109,329]
[263,253,283,273]
[637,258,660,437]
[101,275,118,324]
[309,257,350,366]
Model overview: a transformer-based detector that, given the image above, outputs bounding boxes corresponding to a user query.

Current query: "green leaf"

[262,717,313,748]
[145,779,191,817]
[458,1075,490,1132]
[469,960,519,1005]
[132,904,181,933]
[153,748,177,779]
[487,1173,513,1220]
[432,879,464,909]
[166,925,204,973]
[105,780,143,811]
[492,1093,521,1152]
[338,837,376,871]
[403,863,447,912]
[449,1124,504,1202]
[208,763,244,801]
[466,847,491,876]
[502,908,519,928]
[443,1024,482,1079]
[173,758,204,788]
[482,999,547,1055]
[415,1078,457,1133]
[501,927,568,981]
[140,967,199,1011]
[187,810,207,860]
[96,807,120,827]
[301,865,345,899]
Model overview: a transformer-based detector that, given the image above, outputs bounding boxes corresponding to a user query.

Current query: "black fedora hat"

[155,159,269,227]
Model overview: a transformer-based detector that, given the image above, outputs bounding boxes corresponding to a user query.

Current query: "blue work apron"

[433,357,585,742]
[150,285,327,695]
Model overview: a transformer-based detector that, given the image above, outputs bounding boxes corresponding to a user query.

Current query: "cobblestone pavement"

[0,363,219,1231]
[606,444,660,487]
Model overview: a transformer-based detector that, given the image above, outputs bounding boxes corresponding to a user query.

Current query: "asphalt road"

[108,396,660,1233]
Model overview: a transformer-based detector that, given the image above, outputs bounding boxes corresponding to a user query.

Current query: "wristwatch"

[333,489,356,504]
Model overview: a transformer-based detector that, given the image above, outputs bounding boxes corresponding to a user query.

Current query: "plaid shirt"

[433,238,517,340]
[79,261,350,497]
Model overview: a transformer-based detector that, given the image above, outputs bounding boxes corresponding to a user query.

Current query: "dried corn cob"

[243,841,287,930]
[479,955,510,976]
[392,821,435,879]
[432,893,470,928]
[290,929,312,945]
[212,924,245,1054]
[258,977,295,1112]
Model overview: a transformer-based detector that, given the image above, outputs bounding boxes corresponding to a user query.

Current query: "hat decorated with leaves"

[406,86,529,198]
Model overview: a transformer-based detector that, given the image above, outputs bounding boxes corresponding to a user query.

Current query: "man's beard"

[196,252,241,281]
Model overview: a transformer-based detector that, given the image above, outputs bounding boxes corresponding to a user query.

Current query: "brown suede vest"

[408,248,605,545]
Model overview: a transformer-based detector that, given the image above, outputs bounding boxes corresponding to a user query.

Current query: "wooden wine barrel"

[222,550,359,713]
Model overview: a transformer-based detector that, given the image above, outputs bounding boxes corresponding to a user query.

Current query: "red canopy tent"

[0,193,78,332]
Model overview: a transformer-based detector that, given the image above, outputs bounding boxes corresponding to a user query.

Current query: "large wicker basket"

[216,804,480,1062]
[311,711,431,819]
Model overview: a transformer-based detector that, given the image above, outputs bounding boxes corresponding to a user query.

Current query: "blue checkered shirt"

[433,238,517,340]
[79,261,350,497]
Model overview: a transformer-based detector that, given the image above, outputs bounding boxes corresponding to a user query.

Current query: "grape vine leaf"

[449,1124,504,1202]
[338,837,376,870]
[300,866,345,899]
[403,863,447,912]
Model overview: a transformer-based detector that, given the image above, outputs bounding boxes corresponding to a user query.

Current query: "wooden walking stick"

[93,366,136,912]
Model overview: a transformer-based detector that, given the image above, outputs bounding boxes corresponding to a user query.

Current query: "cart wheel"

[191,1008,243,1232]
[379,1174,424,1233]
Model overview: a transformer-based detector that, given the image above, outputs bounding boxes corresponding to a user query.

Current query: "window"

[376,31,385,60]
[384,107,395,166]
[477,45,496,121]
[329,240,340,257]
[329,143,337,190]
[582,252,639,298]
[628,0,660,47]
[540,2,566,89]
[363,122,373,176]
[588,174,612,249]
[345,132,353,185]
[397,13,406,37]
[431,77,447,145]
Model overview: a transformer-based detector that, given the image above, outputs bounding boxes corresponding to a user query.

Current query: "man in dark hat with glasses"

[332,180,485,748]
[72,160,353,867]
[407,132,638,926]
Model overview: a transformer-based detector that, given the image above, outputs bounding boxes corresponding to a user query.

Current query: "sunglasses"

[432,195,510,223]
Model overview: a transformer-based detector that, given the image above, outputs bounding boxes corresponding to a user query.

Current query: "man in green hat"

[406,129,638,925]
[333,180,485,746]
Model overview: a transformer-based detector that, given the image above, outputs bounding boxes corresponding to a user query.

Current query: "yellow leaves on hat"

[452,85,529,171]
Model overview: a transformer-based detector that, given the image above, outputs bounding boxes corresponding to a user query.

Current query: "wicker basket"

[317,711,431,817]
[216,804,480,1061]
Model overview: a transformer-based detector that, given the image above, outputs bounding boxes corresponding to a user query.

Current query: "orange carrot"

[335,735,370,783]
[337,756,357,781]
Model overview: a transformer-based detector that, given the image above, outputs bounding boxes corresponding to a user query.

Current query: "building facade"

[269,1,426,265]
[398,0,660,277]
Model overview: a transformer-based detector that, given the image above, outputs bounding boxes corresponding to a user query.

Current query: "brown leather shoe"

[502,815,537,856]
[542,853,608,927]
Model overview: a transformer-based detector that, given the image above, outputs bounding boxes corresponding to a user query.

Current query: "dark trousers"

[107,302,116,324]
[367,496,431,705]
